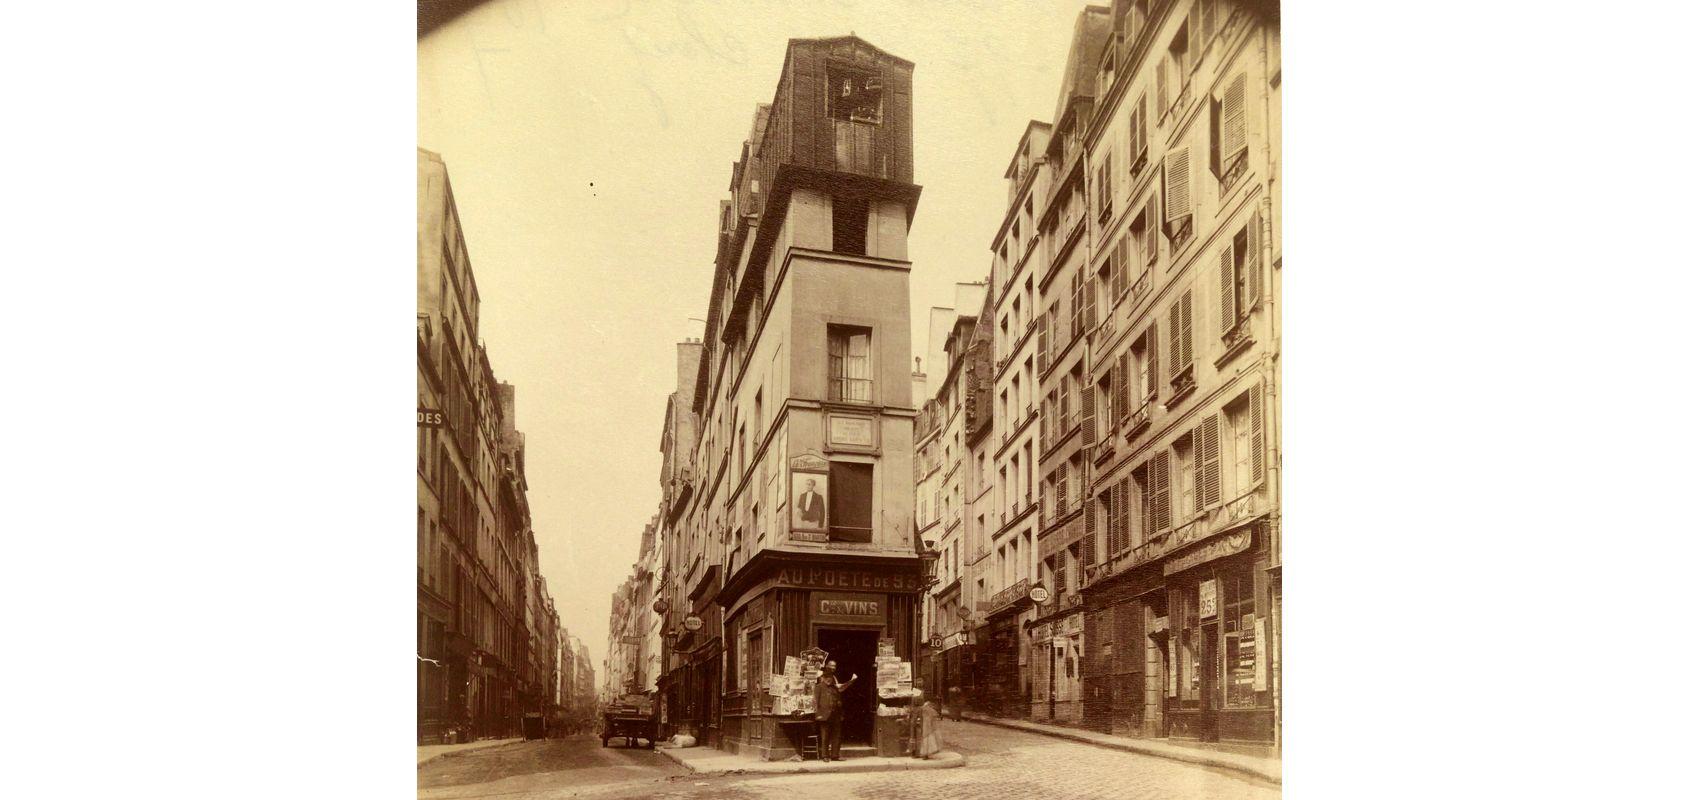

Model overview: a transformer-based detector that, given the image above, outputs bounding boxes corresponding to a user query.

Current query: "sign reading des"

[813,591,885,625]
[418,408,445,428]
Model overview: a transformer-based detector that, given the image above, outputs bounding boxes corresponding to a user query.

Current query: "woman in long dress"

[913,691,943,759]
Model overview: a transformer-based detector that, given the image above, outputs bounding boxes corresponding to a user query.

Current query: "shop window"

[1222,572,1260,709]
[1176,589,1200,704]
[829,461,874,542]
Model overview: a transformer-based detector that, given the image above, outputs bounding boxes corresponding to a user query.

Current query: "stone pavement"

[416,737,524,766]
[656,743,964,776]
[959,712,1281,785]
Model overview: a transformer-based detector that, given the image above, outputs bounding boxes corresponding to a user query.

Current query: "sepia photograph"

[418,1,1281,797]
[17,2,1700,798]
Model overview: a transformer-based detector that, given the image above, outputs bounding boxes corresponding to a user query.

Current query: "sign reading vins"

[812,591,885,625]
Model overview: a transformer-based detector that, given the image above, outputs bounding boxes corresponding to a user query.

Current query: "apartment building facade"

[418,148,564,744]
[914,284,990,701]
[1073,0,1281,747]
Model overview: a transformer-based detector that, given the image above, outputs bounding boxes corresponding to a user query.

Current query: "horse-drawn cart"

[600,696,657,748]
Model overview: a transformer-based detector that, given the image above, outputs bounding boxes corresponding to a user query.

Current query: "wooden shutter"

[1114,352,1130,420]
[1188,1,1202,68]
[1223,74,1247,163]
[1179,289,1194,366]
[1246,210,1263,309]
[1113,236,1129,297]
[1146,196,1160,263]
[1250,383,1265,484]
[1151,451,1170,530]
[1056,464,1066,511]
[1083,266,1097,330]
[1164,147,1191,225]
[1156,59,1168,117]
[1083,489,1098,564]
[1130,95,1146,164]
[1200,414,1221,507]
[1038,311,1050,372]
[1167,300,1182,378]
[1115,477,1130,553]
[1082,382,1096,443]
[1219,246,1237,335]
[1144,328,1159,399]
[1203,0,1218,50]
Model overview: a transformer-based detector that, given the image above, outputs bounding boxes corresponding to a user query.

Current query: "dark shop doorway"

[816,627,879,744]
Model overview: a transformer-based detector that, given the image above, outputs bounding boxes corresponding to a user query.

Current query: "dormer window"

[828,68,883,124]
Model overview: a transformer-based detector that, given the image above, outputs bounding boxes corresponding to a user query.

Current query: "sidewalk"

[959,713,1280,785]
[657,744,964,776]
[417,737,524,766]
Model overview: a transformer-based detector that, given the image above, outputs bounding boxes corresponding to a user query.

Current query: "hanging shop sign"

[682,614,704,632]
[1199,579,1219,620]
[812,591,886,625]
[417,408,445,428]
[955,605,972,620]
[1028,584,1051,604]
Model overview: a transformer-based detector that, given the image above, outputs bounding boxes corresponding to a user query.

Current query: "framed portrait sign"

[789,454,829,541]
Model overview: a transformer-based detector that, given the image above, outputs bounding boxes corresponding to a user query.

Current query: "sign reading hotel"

[813,592,885,625]
[789,453,829,542]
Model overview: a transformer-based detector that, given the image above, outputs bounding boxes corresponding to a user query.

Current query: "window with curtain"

[827,326,873,403]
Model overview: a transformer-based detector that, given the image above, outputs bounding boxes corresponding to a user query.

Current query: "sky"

[418,0,1087,673]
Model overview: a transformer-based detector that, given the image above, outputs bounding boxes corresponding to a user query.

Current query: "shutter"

[1129,97,1144,164]
[1038,311,1050,372]
[1151,451,1170,530]
[1156,59,1168,117]
[1188,1,1202,68]
[1056,465,1066,511]
[1203,0,1218,49]
[1246,209,1263,309]
[1114,236,1129,296]
[1167,300,1182,378]
[1179,290,1194,366]
[1082,382,1096,444]
[1250,382,1265,484]
[1191,428,1205,516]
[1164,147,1191,225]
[1145,196,1160,264]
[1083,265,1097,330]
[1200,414,1221,507]
[1144,328,1159,399]
[1115,477,1130,553]
[1114,352,1130,421]
[1219,246,1237,335]
[1223,74,1247,162]
[1083,490,1098,565]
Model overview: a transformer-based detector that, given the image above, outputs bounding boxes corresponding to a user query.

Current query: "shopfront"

[1080,562,1163,737]
[1162,521,1277,746]
[714,553,923,760]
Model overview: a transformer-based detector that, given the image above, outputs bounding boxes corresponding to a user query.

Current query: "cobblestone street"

[418,721,1279,800]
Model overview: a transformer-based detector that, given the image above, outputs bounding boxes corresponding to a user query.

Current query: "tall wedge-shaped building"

[658,36,922,760]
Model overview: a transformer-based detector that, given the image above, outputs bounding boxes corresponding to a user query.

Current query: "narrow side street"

[417,721,1278,800]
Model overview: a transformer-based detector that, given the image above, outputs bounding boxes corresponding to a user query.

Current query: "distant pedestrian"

[814,661,858,761]
[912,692,943,759]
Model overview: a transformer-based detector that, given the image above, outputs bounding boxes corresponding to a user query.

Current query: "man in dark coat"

[814,661,857,760]
[799,479,825,526]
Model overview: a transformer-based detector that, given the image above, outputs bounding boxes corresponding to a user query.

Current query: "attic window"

[828,69,883,124]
